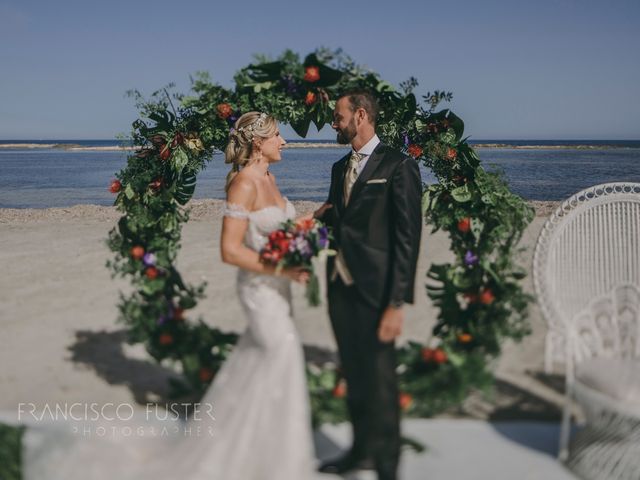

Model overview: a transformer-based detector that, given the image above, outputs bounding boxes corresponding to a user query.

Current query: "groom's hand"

[378,306,404,343]
[313,202,333,220]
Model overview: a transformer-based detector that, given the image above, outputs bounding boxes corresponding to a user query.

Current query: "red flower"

[170,132,184,148]
[159,144,171,161]
[426,123,439,134]
[463,292,478,304]
[332,380,347,398]
[421,347,447,364]
[149,178,163,192]
[305,91,317,106]
[269,230,286,242]
[145,266,159,280]
[276,238,290,253]
[441,119,451,129]
[174,307,184,320]
[446,148,457,161]
[304,66,320,83]
[457,217,471,233]
[159,333,173,346]
[199,367,215,383]
[433,348,448,364]
[480,288,495,305]
[458,333,473,343]
[399,392,413,411]
[407,144,423,158]
[109,179,122,193]
[130,246,145,260]
[421,347,435,362]
[216,103,233,119]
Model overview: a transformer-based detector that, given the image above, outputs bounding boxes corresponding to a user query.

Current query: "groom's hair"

[340,89,379,126]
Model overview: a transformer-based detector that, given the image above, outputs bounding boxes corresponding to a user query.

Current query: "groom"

[315,90,423,480]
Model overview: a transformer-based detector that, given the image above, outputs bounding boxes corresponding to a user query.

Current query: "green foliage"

[0,423,24,480]
[106,48,534,425]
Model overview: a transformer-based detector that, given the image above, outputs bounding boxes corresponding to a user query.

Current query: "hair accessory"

[237,113,268,142]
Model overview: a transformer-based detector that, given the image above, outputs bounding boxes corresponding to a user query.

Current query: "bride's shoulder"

[226,175,257,211]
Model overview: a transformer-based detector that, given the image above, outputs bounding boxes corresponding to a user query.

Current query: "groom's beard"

[336,120,357,145]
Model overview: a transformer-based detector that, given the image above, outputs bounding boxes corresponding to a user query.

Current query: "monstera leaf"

[303,54,342,88]
[290,117,311,138]
[173,169,197,205]
[244,60,285,82]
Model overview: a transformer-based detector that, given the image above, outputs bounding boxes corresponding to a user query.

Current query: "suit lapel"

[334,154,350,216]
[345,143,386,210]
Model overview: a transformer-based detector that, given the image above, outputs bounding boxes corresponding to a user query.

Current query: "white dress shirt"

[352,134,380,177]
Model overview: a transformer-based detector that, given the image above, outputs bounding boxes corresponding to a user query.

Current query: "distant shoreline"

[1,142,638,151]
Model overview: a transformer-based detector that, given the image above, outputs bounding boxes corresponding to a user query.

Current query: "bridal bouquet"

[260,218,335,306]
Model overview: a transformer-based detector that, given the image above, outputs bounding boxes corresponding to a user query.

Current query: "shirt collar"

[354,134,380,156]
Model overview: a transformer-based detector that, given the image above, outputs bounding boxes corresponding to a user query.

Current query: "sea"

[1,139,639,209]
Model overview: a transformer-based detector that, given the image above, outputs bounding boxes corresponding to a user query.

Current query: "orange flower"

[199,367,215,383]
[480,288,495,305]
[216,103,233,119]
[109,179,122,193]
[458,333,473,343]
[305,91,317,106]
[332,380,347,398]
[399,392,413,411]
[159,333,173,346]
[145,266,159,280]
[407,144,423,158]
[130,246,145,260]
[457,217,471,233]
[304,66,320,83]
[296,218,316,232]
[446,148,457,161]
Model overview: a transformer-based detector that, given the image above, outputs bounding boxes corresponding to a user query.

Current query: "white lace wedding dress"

[21,197,318,479]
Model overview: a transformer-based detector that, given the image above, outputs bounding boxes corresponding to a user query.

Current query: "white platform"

[315,419,580,480]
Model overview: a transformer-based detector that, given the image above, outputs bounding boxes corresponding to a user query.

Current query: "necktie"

[343,151,365,206]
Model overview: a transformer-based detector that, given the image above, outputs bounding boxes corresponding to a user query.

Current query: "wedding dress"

[21,197,318,479]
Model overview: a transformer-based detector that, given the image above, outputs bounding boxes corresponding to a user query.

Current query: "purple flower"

[157,314,168,325]
[403,133,410,146]
[290,234,313,259]
[464,250,479,267]
[143,252,156,267]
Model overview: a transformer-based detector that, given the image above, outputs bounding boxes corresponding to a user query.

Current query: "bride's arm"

[220,179,308,283]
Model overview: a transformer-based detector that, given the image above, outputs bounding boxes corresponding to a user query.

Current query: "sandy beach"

[0,200,574,422]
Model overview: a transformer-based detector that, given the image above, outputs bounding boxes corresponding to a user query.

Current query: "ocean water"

[1,140,639,209]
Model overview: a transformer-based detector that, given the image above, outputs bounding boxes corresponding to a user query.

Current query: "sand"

[0,199,574,422]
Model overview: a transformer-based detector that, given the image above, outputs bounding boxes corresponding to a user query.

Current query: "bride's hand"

[282,266,310,285]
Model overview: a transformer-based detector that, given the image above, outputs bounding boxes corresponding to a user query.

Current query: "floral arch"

[107,49,534,424]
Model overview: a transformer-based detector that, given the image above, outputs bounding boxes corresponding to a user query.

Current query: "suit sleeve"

[317,162,339,225]
[388,156,422,305]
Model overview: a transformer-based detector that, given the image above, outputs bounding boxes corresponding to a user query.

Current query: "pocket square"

[366,178,387,184]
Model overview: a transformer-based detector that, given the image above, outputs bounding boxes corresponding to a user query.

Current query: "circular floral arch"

[107,49,534,424]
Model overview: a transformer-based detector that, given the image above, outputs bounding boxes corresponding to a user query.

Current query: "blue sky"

[1,0,638,140]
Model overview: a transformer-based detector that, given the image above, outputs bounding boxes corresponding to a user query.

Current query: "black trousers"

[328,276,401,480]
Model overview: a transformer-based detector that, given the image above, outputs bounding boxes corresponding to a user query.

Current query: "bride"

[21,112,325,480]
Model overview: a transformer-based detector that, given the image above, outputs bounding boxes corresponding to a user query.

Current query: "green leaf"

[421,189,431,215]
[451,185,472,202]
[125,184,135,200]
[171,148,189,173]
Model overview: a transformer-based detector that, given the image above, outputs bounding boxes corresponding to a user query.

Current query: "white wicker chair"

[533,182,640,478]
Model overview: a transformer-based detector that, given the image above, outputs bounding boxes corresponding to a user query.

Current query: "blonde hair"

[224,112,277,192]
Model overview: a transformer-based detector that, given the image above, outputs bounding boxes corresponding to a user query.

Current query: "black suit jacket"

[320,142,423,310]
